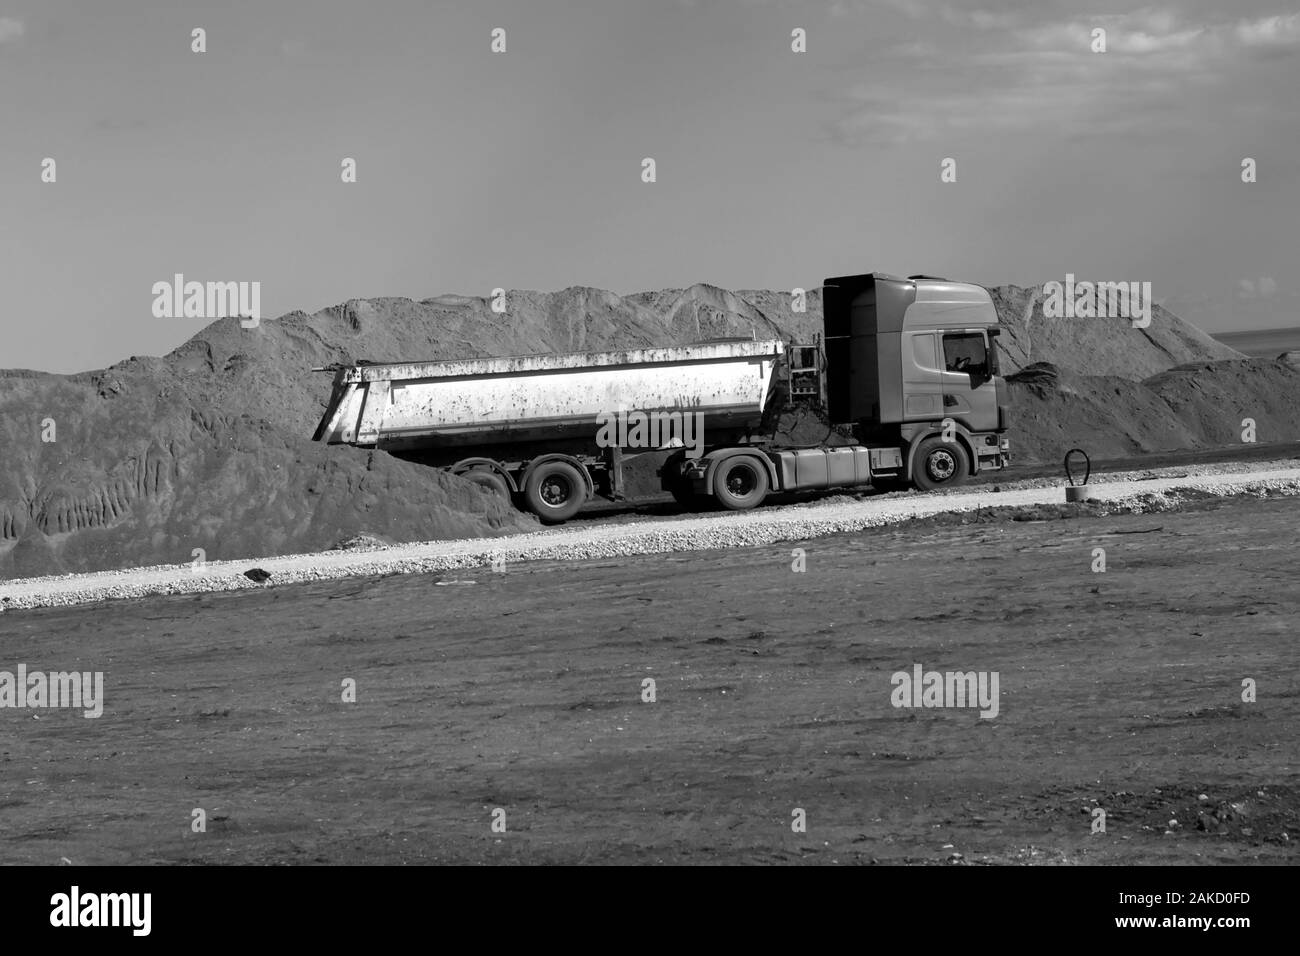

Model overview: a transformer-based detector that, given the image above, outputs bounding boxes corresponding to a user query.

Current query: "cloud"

[828,7,1298,146]
[1013,11,1222,58]
[835,0,1023,29]
[0,17,24,45]
[1236,13,1300,50]
[1237,277,1278,299]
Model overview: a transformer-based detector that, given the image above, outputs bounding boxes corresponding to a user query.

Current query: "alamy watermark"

[50,886,150,936]
[151,273,260,328]
[1042,274,1152,328]
[891,663,999,718]
[595,410,704,457]
[0,664,103,718]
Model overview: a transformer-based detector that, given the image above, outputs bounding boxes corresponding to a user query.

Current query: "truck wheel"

[712,456,769,511]
[911,437,970,492]
[523,461,587,523]
[464,468,510,501]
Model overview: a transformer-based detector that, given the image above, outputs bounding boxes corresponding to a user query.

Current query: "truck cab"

[822,272,1010,488]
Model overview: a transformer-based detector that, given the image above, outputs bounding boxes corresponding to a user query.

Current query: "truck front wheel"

[523,461,587,523]
[911,437,970,492]
[712,456,770,511]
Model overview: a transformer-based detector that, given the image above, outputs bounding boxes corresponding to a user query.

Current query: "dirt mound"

[1006,359,1300,462]
[989,285,1242,379]
[0,359,532,579]
[0,280,1286,578]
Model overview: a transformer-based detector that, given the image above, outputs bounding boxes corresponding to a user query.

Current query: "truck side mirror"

[982,338,1000,382]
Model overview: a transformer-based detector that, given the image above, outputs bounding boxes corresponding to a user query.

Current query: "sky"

[1,0,1298,373]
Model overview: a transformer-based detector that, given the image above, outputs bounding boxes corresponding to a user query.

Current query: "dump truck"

[313,272,1011,522]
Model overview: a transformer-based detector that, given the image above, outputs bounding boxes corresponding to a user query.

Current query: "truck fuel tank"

[773,445,905,490]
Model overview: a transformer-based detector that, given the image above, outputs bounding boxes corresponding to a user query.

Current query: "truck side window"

[911,333,938,370]
[943,333,987,377]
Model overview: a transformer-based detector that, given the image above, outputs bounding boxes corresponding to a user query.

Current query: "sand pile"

[0,280,1290,579]
[1005,359,1300,461]
[987,284,1241,378]
[0,347,533,579]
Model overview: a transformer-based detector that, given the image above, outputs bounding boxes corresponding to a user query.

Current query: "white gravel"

[2,461,1298,612]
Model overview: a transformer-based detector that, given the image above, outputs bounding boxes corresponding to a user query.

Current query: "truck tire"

[712,455,769,511]
[464,468,510,501]
[911,437,970,492]
[523,460,587,523]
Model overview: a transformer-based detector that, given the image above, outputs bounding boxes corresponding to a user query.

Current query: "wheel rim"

[927,449,957,482]
[540,474,572,507]
[725,464,757,498]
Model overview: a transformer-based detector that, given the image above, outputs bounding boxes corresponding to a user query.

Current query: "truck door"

[939,330,999,432]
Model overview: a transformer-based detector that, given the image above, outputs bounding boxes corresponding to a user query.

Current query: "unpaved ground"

[1,495,1296,864]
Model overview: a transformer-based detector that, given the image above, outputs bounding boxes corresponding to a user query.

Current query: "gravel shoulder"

[2,460,1298,611]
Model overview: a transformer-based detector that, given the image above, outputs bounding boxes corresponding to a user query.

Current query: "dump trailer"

[313,272,1011,522]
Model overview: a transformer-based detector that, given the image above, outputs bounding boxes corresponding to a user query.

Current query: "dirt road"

[1,494,1296,864]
